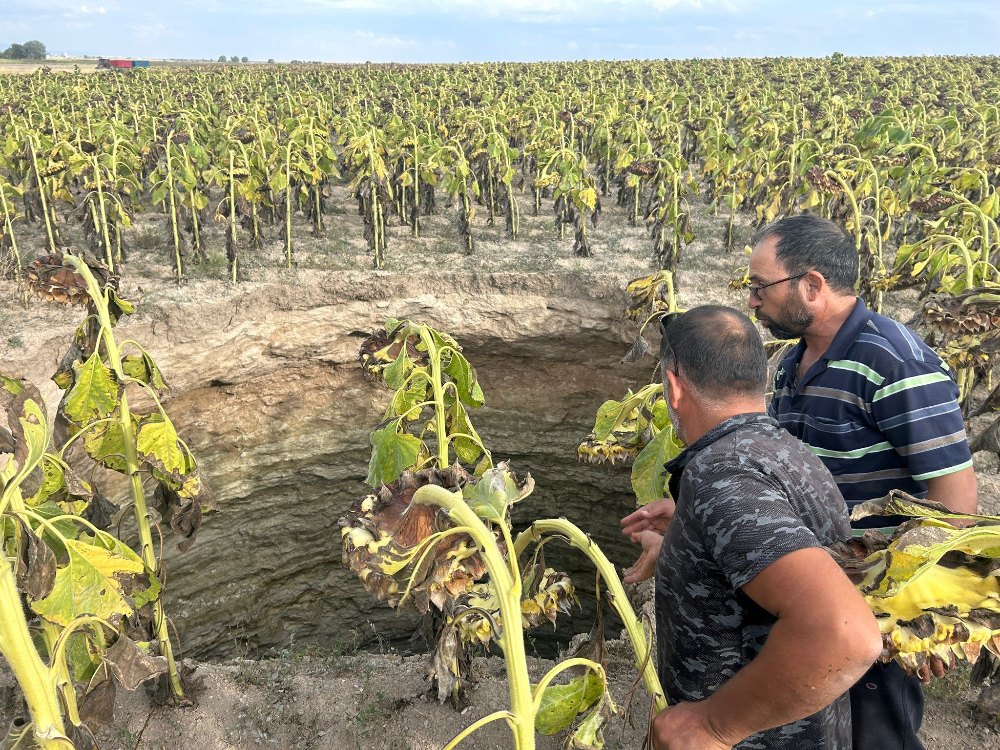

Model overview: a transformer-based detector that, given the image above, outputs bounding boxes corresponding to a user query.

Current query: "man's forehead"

[749,236,785,275]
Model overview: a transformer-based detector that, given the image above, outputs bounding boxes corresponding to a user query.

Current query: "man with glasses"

[623,305,881,750]
[748,215,977,749]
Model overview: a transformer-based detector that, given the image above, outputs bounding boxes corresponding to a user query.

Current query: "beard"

[667,401,688,446]
[755,290,815,341]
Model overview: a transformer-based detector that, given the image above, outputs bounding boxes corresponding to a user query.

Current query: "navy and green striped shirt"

[767,298,972,526]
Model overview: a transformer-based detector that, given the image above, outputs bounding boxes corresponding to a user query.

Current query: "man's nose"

[748,292,761,310]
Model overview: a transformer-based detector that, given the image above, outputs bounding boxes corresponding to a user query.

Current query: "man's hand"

[623,530,663,584]
[652,702,733,750]
[621,497,676,537]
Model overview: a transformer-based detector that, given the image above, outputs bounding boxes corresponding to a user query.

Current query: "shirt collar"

[665,413,777,496]
[821,297,871,362]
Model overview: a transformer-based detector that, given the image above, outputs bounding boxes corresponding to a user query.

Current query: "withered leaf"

[77,676,116,729]
[104,636,169,690]
[16,521,56,600]
[153,482,203,552]
[427,626,468,707]
[81,486,120,532]
[619,335,650,364]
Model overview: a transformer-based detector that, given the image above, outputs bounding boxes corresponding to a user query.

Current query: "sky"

[1,0,998,63]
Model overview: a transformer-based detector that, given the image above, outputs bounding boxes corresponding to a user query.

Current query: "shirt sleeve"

[869,359,973,481]
[688,464,821,592]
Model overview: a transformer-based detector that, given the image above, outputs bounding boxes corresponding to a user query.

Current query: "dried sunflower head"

[626,161,657,177]
[25,252,120,307]
[532,173,561,190]
[830,492,1000,680]
[910,195,960,213]
[38,161,68,178]
[450,567,578,645]
[804,166,842,195]
[919,289,1000,338]
[576,439,640,466]
[358,322,430,383]
[872,154,909,167]
[340,466,488,613]
[624,270,673,321]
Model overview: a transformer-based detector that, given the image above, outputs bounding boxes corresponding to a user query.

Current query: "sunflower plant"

[344,320,667,749]
[25,251,213,704]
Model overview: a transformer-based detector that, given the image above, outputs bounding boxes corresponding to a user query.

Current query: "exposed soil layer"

[0,271,658,660]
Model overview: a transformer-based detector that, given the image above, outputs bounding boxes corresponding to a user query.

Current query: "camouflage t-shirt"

[656,413,853,750]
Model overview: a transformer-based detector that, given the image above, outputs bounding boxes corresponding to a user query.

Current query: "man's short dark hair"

[752,215,858,294]
[660,306,767,399]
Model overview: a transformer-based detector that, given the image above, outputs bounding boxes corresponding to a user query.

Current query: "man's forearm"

[694,613,875,745]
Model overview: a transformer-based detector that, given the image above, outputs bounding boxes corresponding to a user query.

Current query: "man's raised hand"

[621,497,676,538]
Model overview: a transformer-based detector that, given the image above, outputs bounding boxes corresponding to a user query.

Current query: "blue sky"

[2,0,998,63]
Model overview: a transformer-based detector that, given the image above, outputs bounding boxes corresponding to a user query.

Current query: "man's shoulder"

[686,421,813,484]
[843,312,943,374]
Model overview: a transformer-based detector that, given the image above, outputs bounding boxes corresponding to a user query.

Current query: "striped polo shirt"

[767,298,972,526]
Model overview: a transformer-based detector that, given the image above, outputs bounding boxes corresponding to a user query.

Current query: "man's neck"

[683,401,766,445]
[801,295,857,359]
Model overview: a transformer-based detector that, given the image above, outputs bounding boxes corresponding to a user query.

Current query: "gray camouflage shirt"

[656,413,852,750]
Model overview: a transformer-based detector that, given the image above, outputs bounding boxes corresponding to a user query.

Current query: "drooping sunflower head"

[804,166,842,195]
[340,465,488,613]
[24,252,121,308]
[830,494,1000,681]
[357,321,429,383]
[910,195,960,213]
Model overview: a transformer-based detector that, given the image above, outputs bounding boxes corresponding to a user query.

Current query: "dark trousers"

[850,661,925,750]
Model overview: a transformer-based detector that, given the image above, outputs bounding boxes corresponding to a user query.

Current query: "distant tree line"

[1,40,47,60]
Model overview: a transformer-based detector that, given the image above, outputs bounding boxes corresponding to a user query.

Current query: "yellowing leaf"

[84,419,130,473]
[121,352,168,393]
[63,352,119,426]
[534,672,604,735]
[31,533,159,626]
[135,414,185,481]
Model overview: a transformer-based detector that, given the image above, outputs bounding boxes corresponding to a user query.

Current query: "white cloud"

[221,0,748,20]
[126,22,173,38]
[78,4,106,13]
[355,29,415,46]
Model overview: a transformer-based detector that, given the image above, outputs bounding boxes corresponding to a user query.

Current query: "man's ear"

[665,371,683,408]
[802,270,825,301]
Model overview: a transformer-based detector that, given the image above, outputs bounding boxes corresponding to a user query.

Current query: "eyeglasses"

[749,272,808,302]
[658,312,681,377]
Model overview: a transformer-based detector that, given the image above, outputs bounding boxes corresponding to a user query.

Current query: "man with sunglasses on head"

[747,214,977,750]
[622,306,882,750]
